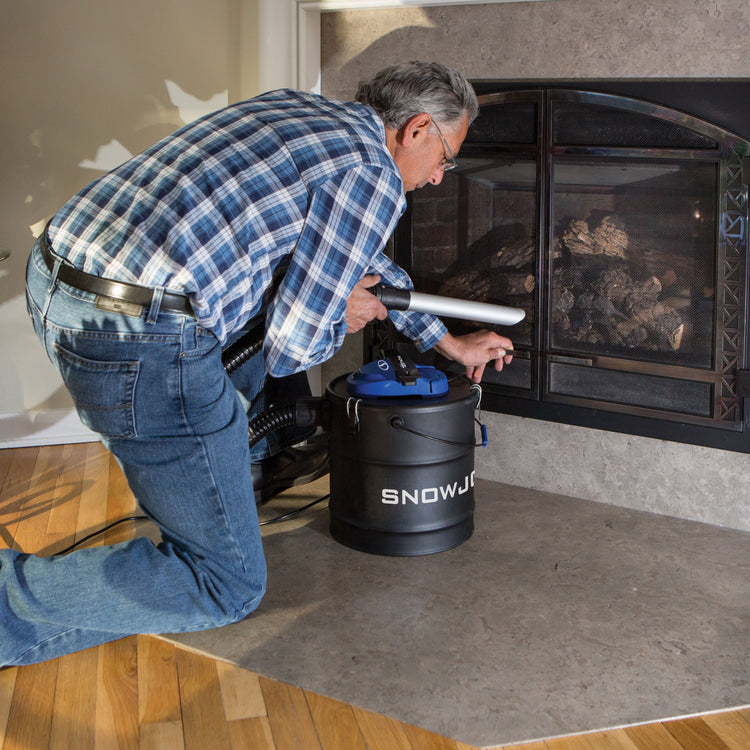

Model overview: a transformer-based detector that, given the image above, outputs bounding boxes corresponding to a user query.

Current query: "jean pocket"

[53,343,140,438]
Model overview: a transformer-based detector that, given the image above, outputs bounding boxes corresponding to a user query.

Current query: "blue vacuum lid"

[346,355,449,398]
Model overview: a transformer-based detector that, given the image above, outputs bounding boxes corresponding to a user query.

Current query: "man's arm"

[263,167,404,376]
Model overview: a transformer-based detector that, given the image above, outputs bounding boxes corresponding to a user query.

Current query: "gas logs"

[439,213,702,353]
[552,214,691,351]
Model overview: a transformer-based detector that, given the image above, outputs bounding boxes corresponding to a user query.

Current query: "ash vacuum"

[326,355,485,556]
[232,285,525,557]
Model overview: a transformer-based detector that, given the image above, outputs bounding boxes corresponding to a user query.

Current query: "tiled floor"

[170,477,750,748]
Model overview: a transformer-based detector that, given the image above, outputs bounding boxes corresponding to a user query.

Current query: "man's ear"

[399,113,432,148]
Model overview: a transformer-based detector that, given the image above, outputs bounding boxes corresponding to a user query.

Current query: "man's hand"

[345,275,389,334]
[433,330,514,384]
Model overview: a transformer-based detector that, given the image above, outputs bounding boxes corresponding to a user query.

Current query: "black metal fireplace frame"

[386,79,750,453]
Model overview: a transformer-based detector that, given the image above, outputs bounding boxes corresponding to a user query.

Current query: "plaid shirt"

[49,89,447,375]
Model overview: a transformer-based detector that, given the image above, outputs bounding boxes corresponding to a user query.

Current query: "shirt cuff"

[389,310,448,352]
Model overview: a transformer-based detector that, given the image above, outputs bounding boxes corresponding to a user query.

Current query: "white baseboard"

[0,408,99,449]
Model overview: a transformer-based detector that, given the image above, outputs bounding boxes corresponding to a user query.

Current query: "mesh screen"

[468,101,537,145]
[552,102,718,149]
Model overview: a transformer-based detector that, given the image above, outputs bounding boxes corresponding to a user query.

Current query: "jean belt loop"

[41,256,63,323]
[180,313,197,353]
[147,286,165,324]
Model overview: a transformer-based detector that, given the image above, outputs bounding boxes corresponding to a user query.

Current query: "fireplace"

[380,80,750,452]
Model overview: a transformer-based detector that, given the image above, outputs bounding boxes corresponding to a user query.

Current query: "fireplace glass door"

[426,154,539,392]
[390,85,750,445]
[548,156,718,416]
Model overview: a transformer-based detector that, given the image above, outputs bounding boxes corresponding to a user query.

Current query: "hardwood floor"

[1,442,748,750]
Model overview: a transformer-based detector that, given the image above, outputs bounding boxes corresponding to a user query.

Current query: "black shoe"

[251,434,329,504]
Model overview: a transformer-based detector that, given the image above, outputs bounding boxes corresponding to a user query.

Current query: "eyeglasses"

[432,120,457,171]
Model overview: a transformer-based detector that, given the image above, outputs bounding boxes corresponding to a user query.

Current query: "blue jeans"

[1,241,280,666]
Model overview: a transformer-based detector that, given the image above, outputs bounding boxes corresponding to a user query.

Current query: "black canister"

[326,374,479,556]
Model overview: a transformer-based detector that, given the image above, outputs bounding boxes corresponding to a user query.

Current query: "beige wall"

[321,0,750,99]
[0,0,260,446]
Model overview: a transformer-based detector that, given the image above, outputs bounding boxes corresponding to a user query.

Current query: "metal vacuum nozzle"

[370,284,525,327]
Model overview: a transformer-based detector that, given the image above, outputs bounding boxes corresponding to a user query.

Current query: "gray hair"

[355,61,478,133]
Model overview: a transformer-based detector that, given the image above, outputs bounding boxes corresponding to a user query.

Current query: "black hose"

[222,325,264,374]
[221,324,327,445]
[248,406,297,448]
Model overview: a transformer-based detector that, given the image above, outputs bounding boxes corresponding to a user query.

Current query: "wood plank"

[663,715,732,749]
[544,733,597,749]
[259,675,322,750]
[624,722,685,749]
[136,636,184,750]
[0,446,39,500]
[175,646,231,750]
[226,717,276,750]
[2,657,58,750]
[1,445,53,551]
[492,742,547,750]
[216,660,267,721]
[703,710,750,750]
[139,721,185,750]
[44,442,87,552]
[75,442,111,547]
[305,690,368,750]
[401,720,461,750]
[0,447,23,497]
[49,646,99,750]
[0,669,18,745]
[137,635,181,726]
[351,704,414,750]
[25,444,65,551]
[105,453,137,546]
[574,728,640,749]
[94,637,139,750]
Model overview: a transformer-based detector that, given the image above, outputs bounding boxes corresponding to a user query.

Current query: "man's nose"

[429,168,445,186]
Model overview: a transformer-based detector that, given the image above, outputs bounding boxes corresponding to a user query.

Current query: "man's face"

[395,114,469,193]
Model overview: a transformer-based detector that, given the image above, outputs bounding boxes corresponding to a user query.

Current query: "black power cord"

[52,493,329,557]
[54,515,149,556]
[258,494,329,526]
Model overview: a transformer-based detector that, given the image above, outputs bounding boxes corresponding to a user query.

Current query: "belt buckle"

[95,295,144,317]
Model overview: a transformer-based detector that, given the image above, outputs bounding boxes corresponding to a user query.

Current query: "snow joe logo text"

[381,472,475,505]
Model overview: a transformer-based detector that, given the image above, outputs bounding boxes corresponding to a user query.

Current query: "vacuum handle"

[370,284,411,311]
[369,284,526,327]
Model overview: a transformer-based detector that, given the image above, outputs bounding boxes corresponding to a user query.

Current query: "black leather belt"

[39,224,193,316]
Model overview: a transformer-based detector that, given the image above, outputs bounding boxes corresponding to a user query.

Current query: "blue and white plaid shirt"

[49,89,447,375]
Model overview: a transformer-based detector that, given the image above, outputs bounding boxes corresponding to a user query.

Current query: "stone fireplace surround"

[319,0,750,532]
